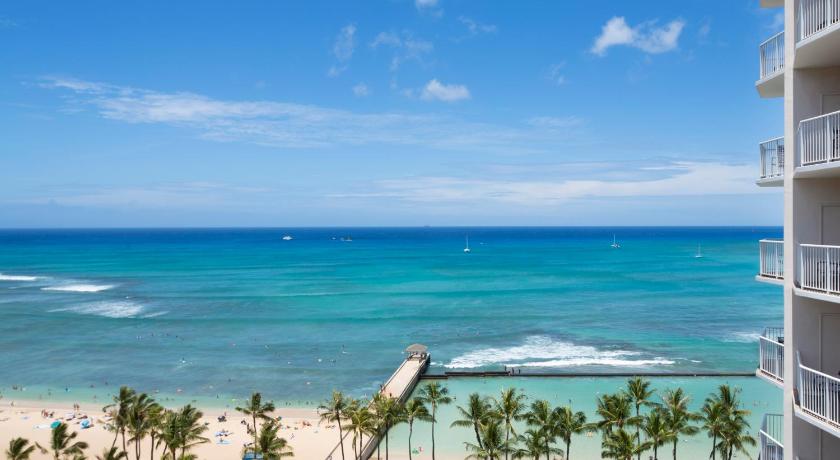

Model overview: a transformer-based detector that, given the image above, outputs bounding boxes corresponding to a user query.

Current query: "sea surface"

[0,227,783,405]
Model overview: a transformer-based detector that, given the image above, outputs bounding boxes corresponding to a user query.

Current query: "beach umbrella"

[50,421,61,429]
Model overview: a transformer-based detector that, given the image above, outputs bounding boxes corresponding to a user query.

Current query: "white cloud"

[421,79,470,102]
[591,16,685,56]
[328,24,356,77]
[41,77,582,152]
[526,116,583,129]
[370,31,433,70]
[459,16,497,36]
[547,63,567,86]
[415,0,438,9]
[342,162,761,206]
[352,83,370,97]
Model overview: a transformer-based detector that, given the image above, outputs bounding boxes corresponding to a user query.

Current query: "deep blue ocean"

[0,227,783,404]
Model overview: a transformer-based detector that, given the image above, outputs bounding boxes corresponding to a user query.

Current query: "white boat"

[282,235,293,241]
[463,235,471,253]
[695,244,704,258]
[611,234,620,249]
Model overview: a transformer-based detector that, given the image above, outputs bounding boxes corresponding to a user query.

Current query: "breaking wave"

[445,336,674,369]
[0,273,40,281]
[42,284,115,293]
[50,301,144,318]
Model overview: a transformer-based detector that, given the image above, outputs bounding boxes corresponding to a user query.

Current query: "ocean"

[0,227,782,405]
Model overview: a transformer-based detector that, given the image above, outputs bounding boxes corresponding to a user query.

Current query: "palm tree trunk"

[338,419,345,460]
[252,414,259,456]
[672,439,677,460]
[473,423,482,450]
[709,434,716,460]
[653,444,658,460]
[122,429,128,455]
[408,422,414,460]
[431,408,437,460]
[385,426,390,460]
[566,439,571,460]
[111,431,119,449]
[635,405,641,460]
[504,426,510,460]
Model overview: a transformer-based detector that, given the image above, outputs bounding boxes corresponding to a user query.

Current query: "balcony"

[796,0,840,68]
[795,351,840,437]
[796,110,840,177]
[758,137,785,186]
[796,244,840,302]
[758,239,785,284]
[759,414,784,460]
[759,327,785,387]
[757,31,784,98]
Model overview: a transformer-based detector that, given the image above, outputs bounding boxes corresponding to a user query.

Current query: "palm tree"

[42,423,89,460]
[601,429,651,460]
[700,399,725,460]
[236,393,276,456]
[145,403,164,460]
[157,405,208,460]
[103,386,136,453]
[372,394,404,460]
[661,388,699,460]
[524,400,557,460]
[400,398,431,460]
[640,409,673,460]
[626,377,654,460]
[417,382,452,460]
[464,421,511,460]
[127,393,155,460]
[319,391,349,460]
[511,430,552,460]
[6,438,38,460]
[341,401,371,460]
[554,406,587,460]
[596,393,636,435]
[717,412,755,460]
[95,448,127,460]
[451,393,494,451]
[493,388,527,460]
[255,421,294,459]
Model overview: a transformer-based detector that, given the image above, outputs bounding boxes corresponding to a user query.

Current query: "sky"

[0,0,786,227]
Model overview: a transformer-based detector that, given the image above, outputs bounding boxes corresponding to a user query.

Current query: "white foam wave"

[50,301,144,318]
[141,311,168,319]
[0,273,39,281]
[42,284,115,293]
[445,336,673,369]
[725,332,761,343]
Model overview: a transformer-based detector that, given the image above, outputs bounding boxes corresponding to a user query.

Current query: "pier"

[323,344,430,460]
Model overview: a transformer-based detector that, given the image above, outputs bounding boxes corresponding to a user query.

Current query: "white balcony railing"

[798,0,840,42]
[798,110,840,166]
[797,351,840,428]
[759,327,785,383]
[760,239,785,279]
[759,413,784,460]
[799,244,840,295]
[760,137,785,180]
[760,31,785,80]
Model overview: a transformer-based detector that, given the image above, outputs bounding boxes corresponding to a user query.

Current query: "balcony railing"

[799,244,840,295]
[797,351,840,428]
[760,31,785,80]
[798,110,840,166]
[759,413,784,460]
[760,239,785,280]
[798,0,840,42]
[759,137,785,180]
[759,327,785,383]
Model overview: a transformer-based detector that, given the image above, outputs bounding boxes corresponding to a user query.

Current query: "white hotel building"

[755,0,840,459]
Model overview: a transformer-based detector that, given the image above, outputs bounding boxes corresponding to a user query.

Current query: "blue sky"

[0,0,785,227]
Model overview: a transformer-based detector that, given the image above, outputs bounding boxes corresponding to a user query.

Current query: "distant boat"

[282,235,293,241]
[463,235,471,253]
[695,244,704,258]
[340,236,353,242]
[611,234,621,249]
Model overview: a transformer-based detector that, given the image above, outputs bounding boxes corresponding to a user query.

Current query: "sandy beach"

[0,399,340,460]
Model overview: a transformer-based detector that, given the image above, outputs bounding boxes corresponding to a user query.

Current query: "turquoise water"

[0,227,782,403]
[385,376,782,460]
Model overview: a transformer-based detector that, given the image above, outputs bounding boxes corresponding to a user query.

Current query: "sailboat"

[611,234,621,249]
[695,244,704,258]
[463,235,471,253]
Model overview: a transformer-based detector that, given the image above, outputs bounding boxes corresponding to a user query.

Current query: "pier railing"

[798,110,840,167]
[760,137,785,180]
[798,0,840,42]
[760,239,785,280]
[799,244,840,295]
[759,413,784,460]
[796,351,840,428]
[759,31,785,80]
[759,327,785,383]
